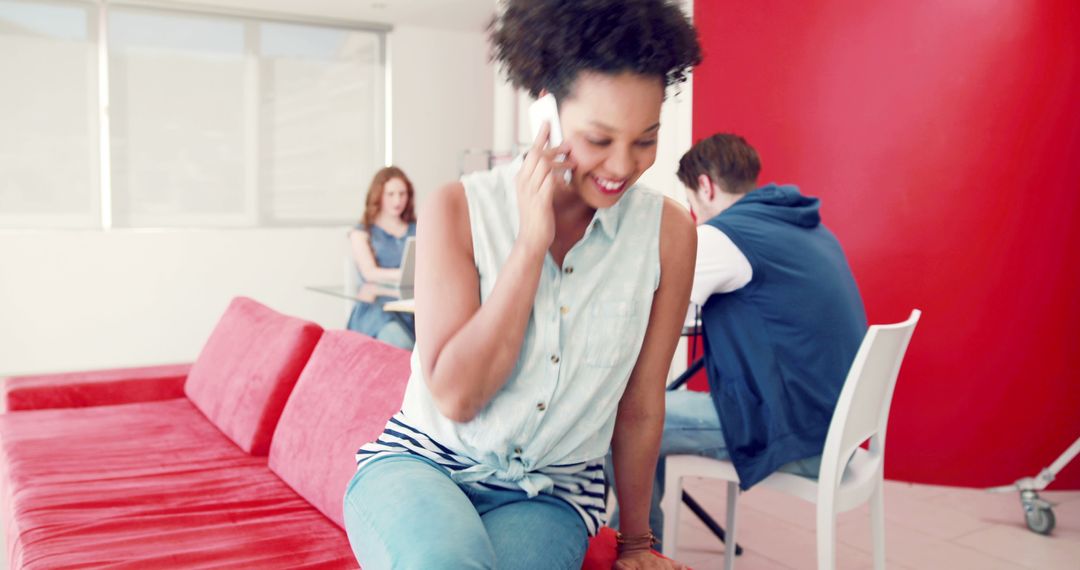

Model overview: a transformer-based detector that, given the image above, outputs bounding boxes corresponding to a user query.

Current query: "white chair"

[661,310,921,570]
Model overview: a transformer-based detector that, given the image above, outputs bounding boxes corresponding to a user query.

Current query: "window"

[109,8,385,227]
[0,2,386,229]
[108,8,249,227]
[259,22,384,224]
[0,0,99,228]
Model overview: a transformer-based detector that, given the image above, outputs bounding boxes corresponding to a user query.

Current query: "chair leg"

[816,499,837,570]
[724,481,739,570]
[661,465,683,559]
[870,478,886,570]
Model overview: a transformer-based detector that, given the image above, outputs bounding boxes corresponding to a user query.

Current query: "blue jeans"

[343,454,589,570]
[347,301,415,350]
[373,319,414,350]
[607,390,822,548]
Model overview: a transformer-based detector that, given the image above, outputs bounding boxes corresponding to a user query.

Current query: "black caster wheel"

[1024,504,1055,535]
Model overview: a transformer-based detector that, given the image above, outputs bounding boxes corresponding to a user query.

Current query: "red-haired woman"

[346,166,417,348]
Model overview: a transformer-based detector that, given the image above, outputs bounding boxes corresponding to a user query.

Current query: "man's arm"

[689,225,752,306]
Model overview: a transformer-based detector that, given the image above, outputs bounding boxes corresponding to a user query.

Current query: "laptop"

[397,236,416,290]
[375,236,415,295]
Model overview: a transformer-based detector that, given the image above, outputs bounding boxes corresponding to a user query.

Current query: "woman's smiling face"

[557,71,665,209]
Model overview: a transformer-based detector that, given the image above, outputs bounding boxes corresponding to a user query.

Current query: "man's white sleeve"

[690,224,753,306]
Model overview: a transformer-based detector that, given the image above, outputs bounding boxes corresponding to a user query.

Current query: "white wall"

[635,77,693,205]
[390,25,494,202]
[0,24,493,377]
[0,228,350,375]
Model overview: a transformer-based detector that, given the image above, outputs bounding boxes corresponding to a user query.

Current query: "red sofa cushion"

[2,363,190,411]
[184,297,323,456]
[268,331,411,528]
[0,398,357,569]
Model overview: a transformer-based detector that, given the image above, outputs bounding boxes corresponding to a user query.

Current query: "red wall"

[692,0,1080,488]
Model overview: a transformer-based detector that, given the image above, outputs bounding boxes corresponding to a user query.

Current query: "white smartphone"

[528,93,572,183]
[529,93,564,147]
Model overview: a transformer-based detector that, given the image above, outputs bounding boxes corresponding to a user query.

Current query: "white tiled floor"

[670,478,1080,569]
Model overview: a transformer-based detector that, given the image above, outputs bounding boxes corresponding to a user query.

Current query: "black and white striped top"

[356,412,608,536]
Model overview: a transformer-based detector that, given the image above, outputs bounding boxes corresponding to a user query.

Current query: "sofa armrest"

[2,363,191,412]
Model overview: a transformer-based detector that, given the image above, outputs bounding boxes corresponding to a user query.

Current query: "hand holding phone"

[516,94,575,251]
[529,93,564,147]
[528,94,572,184]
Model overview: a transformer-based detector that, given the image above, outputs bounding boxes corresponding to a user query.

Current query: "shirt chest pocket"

[585,300,641,368]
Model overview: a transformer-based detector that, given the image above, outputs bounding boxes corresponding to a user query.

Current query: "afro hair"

[488,0,702,101]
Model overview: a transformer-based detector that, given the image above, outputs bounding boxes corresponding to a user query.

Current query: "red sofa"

[0,297,649,569]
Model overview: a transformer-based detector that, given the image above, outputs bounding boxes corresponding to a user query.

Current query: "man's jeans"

[606,390,821,549]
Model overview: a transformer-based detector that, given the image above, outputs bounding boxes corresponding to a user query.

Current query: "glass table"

[305,283,416,341]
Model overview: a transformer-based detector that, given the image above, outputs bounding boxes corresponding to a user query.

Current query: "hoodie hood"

[727,183,821,228]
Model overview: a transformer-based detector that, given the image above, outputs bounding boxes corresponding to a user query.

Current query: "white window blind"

[108,8,249,227]
[0,0,99,229]
[107,7,385,228]
[260,22,384,224]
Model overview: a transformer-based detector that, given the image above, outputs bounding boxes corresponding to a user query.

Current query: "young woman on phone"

[344,1,701,568]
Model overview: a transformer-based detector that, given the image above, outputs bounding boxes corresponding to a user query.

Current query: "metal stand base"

[682,491,744,556]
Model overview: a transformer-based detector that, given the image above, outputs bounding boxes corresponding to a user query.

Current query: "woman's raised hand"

[515,121,575,253]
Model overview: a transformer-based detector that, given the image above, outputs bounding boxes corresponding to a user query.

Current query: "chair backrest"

[344,246,360,293]
[818,310,921,488]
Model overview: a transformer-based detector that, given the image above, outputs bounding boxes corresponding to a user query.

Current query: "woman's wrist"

[511,237,548,264]
[615,529,657,555]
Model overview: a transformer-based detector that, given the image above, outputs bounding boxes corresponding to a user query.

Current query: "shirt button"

[513,446,523,455]
[550,354,560,364]
[560,306,569,315]
[564,266,574,275]
[537,402,547,411]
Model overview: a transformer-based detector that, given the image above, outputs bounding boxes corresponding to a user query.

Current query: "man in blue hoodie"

[648,133,867,545]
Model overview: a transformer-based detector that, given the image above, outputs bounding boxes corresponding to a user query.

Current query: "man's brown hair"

[677,133,761,194]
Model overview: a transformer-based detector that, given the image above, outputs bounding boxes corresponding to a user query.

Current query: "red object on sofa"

[582,527,683,570]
